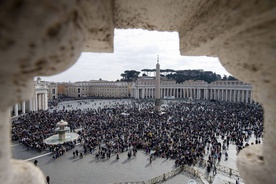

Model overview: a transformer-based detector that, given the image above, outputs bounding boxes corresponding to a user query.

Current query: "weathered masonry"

[0,1,275,184]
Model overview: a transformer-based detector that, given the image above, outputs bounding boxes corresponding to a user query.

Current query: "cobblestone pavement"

[13,144,193,184]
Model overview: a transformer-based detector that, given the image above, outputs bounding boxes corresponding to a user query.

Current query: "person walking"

[213,165,217,176]
[46,176,50,184]
[34,160,38,166]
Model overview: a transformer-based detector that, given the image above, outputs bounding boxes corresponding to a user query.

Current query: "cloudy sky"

[41,29,231,82]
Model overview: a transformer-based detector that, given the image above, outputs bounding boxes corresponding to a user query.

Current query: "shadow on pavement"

[110,159,119,165]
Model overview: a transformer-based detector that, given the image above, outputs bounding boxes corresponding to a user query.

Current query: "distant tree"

[120,73,127,80]
[120,70,140,81]
[216,74,222,80]
[141,69,156,76]
[121,69,223,83]
[228,75,237,80]
[141,69,151,76]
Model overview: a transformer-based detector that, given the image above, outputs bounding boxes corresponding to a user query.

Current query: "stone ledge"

[237,144,274,184]
[11,160,45,184]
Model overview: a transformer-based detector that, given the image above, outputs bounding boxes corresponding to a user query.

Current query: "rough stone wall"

[0,0,275,184]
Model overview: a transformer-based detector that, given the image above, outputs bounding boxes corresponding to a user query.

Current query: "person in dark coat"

[46,176,50,184]
[34,160,38,166]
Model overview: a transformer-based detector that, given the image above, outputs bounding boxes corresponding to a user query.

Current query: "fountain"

[44,120,79,145]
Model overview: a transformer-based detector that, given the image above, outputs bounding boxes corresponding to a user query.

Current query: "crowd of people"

[12,99,263,174]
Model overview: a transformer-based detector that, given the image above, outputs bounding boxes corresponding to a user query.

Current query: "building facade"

[131,77,254,103]
[47,82,58,100]
[10,77,49,117]
[64,80,131,98]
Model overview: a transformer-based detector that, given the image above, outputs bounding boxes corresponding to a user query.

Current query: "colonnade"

[11,92,48,117]
[132,81,254,103]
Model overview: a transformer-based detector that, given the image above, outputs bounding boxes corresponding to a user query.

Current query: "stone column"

[246,90,249,103]
[37,94,39,110]
[14,104,18,116]
[198,89,200,99]
[171,88,173,97]
[39,94,42,110]
[35,93,38,111]
[41,94,44,110]
[214,89,216,100]
[22,102,25,114]
[242,90,245,103]
[45,93,48,110]
[29,98,32,111]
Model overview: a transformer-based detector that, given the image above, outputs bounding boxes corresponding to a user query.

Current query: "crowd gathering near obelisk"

[12,97,263,177]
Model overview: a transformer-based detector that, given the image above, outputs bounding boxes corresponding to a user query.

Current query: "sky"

[41,29,231,82]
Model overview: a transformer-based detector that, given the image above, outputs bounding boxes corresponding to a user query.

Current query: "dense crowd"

[12,99,263,171]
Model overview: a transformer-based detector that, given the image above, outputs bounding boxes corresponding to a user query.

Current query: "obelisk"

[155,55,161,111]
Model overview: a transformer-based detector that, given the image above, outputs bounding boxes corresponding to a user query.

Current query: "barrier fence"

[111,164,205,184]
[111,163,242,184]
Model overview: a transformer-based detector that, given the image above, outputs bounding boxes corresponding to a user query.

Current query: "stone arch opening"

[0,1,275,184]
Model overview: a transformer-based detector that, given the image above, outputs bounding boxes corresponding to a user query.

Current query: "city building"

[47,82,58,100]
[64,80,131,98]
